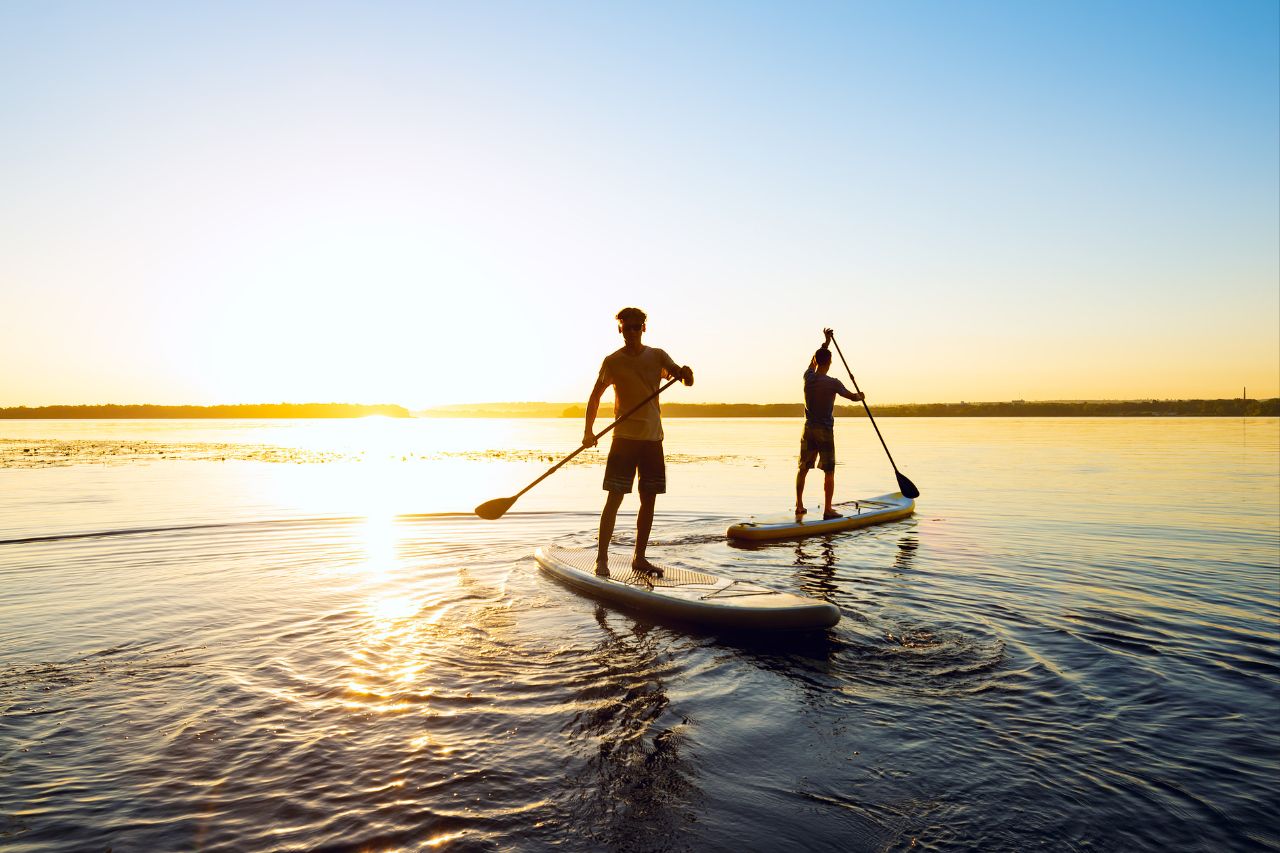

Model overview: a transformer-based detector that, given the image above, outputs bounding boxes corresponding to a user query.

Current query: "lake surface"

[1,417,1277,852]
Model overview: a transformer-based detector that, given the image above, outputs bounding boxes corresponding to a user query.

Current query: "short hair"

[616,307,647,325]
[814,347,833,365]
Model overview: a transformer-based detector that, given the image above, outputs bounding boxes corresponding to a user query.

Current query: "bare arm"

[808,327,835,372]
[583,377,609,447]
[658,349,694,386]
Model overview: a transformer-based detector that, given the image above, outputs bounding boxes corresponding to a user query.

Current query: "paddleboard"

[727,491,915,542]
[534,545,840,630]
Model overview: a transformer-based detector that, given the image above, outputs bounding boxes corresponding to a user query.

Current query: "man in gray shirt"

[797,328,864,520]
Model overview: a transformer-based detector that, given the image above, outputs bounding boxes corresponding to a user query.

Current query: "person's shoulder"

[599,347,626,374]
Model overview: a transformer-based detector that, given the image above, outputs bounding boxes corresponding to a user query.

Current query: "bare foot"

[794,506,807,517]
[822,510,843,520]
[595,557,610,577]
[631,557,664,578]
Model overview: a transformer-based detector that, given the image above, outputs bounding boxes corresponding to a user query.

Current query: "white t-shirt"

[598,346,680,441]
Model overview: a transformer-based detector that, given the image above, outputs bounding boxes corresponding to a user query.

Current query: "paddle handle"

[829,335,902,474]
[512,375,682,500]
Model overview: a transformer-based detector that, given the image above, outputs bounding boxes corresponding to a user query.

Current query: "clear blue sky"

[2,1,1276,406]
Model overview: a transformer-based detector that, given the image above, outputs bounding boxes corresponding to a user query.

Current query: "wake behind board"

[534,546,839,630]
[727,491,915,542]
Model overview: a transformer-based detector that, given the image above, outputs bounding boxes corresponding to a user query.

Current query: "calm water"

[1,417,1277,852]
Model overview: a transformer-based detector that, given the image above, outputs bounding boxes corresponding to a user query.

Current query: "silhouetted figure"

[796,328,864,520]
[583,307,694,577]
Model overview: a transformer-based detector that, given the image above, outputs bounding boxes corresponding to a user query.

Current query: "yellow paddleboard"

[727,491,915,542]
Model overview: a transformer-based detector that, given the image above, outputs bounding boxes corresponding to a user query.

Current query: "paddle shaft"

[509,375,682,501]
[829,335,903,474]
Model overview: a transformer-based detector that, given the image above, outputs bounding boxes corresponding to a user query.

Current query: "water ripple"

[2,418,1278,851]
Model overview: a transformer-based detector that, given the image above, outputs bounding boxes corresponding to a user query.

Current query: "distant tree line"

[0,403,412,419]
[850,399,1280,417]
[5,399,1275,419]
[559,399,1280,418]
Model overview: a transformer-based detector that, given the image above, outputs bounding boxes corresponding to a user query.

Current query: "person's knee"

[637,491,657,507]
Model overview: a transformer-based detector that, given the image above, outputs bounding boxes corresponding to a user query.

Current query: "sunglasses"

[620,323,644,332]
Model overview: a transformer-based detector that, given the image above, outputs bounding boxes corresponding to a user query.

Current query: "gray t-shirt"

[803,367,850,428]
[598,346,680,441]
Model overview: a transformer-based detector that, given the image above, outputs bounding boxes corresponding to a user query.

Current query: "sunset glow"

[1,3,1275,408]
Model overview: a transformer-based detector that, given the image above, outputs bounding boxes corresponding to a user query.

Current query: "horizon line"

[2,396,1277,411]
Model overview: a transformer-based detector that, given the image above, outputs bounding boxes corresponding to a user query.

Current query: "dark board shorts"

[604,438,666,494]
[798,425,836,473]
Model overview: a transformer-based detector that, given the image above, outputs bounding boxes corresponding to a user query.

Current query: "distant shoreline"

[421,399,1279,418]
[5,400,1274,418]
[0,404,412,419]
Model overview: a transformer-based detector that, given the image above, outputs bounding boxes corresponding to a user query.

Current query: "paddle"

[474,375,684,520]
[829,334,921,499]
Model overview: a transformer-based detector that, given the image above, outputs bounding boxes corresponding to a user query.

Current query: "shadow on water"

[891,535,918,572]
[716,532,1007,702]
[559,606,702,852]
[793,537,839,601]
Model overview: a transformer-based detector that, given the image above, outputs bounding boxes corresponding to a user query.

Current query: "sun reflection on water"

[360,514,399,576]
[366,593,420,621]
[339,511,473,725]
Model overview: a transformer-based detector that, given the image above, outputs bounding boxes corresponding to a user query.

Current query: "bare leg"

[632,491,662,576]
[823,470,839,518]
[597,490,625,575]
[795,468,808,515]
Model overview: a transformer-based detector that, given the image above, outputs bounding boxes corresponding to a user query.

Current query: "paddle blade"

[474,496,516,520]
[896,471,921,500]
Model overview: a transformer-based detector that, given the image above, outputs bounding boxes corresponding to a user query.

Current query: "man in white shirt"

[583,307,694,577]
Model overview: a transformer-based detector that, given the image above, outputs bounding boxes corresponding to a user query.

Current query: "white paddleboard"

[727,491,915,541]
[534,546,840,630]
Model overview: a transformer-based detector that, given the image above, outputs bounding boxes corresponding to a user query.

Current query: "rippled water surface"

[1,418,1277,851]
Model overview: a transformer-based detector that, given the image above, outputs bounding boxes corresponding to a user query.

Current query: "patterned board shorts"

[798,425,836,473]
[604,437,666,494]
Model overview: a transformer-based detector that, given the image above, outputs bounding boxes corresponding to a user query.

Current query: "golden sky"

[2,3,1277,407]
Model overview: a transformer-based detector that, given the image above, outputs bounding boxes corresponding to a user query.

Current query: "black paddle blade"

[896,471,921,500]
[474,496,516,520]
